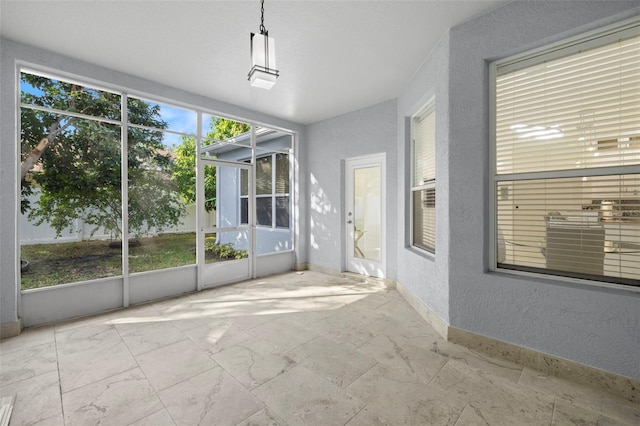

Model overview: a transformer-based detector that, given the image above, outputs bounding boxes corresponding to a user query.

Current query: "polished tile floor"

[1,271,638,425]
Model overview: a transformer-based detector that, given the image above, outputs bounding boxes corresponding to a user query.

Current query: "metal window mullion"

[196,112,204,291]
[271,154,276,228]
[289,137,295,245]
[202,158,257,168]
[411,181,435,192]
[250,126,257,278]
[203,225,252,234]
[121,94,129,307]
[20,103,121,126]
[489,62,498,271]
[127,121,196,138]
[410,130,416,248]
[16,64,23,309]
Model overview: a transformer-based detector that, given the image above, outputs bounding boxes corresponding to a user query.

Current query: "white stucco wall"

[443,1,640,380]
[396,33,451,324]
[305,100,398,277]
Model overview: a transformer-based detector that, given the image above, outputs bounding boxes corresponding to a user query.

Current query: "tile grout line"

[344,361,381,391]
[112,318,179,425]
[428,358,451,385]
[452,403,470,426]
[516,363,526,386]
[550,398,557,426]
[232,405,266,426]
[53,326,66,426]
[343,402,368,426]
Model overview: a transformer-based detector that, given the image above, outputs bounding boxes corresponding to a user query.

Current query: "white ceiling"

[0,0,507,125]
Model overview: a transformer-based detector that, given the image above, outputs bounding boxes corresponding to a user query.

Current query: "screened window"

[411,102,436,252]
[18,71,201,289]
[493,23,640,286]
[241,153,290,228]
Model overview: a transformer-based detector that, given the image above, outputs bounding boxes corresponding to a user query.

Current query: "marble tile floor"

[1,271,638,425]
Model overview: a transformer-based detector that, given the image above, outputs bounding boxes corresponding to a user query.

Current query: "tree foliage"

[20,73,184,240]
[172,117,249,211]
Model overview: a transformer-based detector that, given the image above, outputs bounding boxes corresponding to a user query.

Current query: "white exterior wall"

[216,136,294,255]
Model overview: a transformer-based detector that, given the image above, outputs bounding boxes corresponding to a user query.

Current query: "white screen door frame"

[197,158,254,290]
[345,153,386,278]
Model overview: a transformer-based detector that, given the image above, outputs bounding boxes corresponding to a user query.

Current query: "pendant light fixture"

[248,0,279,89]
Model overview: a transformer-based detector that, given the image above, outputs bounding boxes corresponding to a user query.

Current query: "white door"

[197,159,253,289]
[345,154,385,278]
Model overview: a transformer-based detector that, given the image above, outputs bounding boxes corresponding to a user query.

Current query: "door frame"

[197,158,254,290]
[345,153,386,278]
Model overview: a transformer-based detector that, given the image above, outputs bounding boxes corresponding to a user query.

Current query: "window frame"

[410,99,436,253]
[240,152,291,229]
[489,18,640,291]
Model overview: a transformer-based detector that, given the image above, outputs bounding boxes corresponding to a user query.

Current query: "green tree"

[172,118,249,211]
[20,73,184,240]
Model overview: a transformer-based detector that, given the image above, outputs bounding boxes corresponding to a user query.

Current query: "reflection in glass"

[276,196,290,228]
[257,197,273,226]
[275,153,290,193]
[256,156,273,195]
[413,188,436,251]
[353,166,381,260]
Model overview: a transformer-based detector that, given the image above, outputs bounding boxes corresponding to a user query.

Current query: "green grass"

[20,232,212,290]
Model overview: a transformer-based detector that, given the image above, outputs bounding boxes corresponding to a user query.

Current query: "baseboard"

[305,263,395,289]
[293,262,308,272]
[448,326,639,404]
[306,263,342,276]
[0,318,22,340]
[0,396,15,426]
[394,280,640,404]
[394,281,449,340]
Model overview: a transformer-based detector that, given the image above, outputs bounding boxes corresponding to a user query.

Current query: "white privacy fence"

[20,202,214,245]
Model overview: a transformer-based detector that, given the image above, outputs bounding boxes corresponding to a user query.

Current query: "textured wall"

[446,1,640,380]
[0,39,303,326]
[305,100,397,276]
[396,34,451,323]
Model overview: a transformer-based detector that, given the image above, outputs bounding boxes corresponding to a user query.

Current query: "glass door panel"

[353,166,382,260]
[346,154,386,278]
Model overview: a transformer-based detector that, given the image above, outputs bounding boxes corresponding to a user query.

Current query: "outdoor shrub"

[204,241,248,260]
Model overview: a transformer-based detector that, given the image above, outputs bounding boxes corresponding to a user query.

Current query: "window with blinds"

[493,22,640,287]
[411,102,436,252]
[240,153,290,228]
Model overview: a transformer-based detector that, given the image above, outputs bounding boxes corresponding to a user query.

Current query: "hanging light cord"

[259,0,267,34]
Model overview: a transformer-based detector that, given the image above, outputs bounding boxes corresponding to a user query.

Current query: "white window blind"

[412,103,436,252]
[496,35,640,175]
[494,24,640,287]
